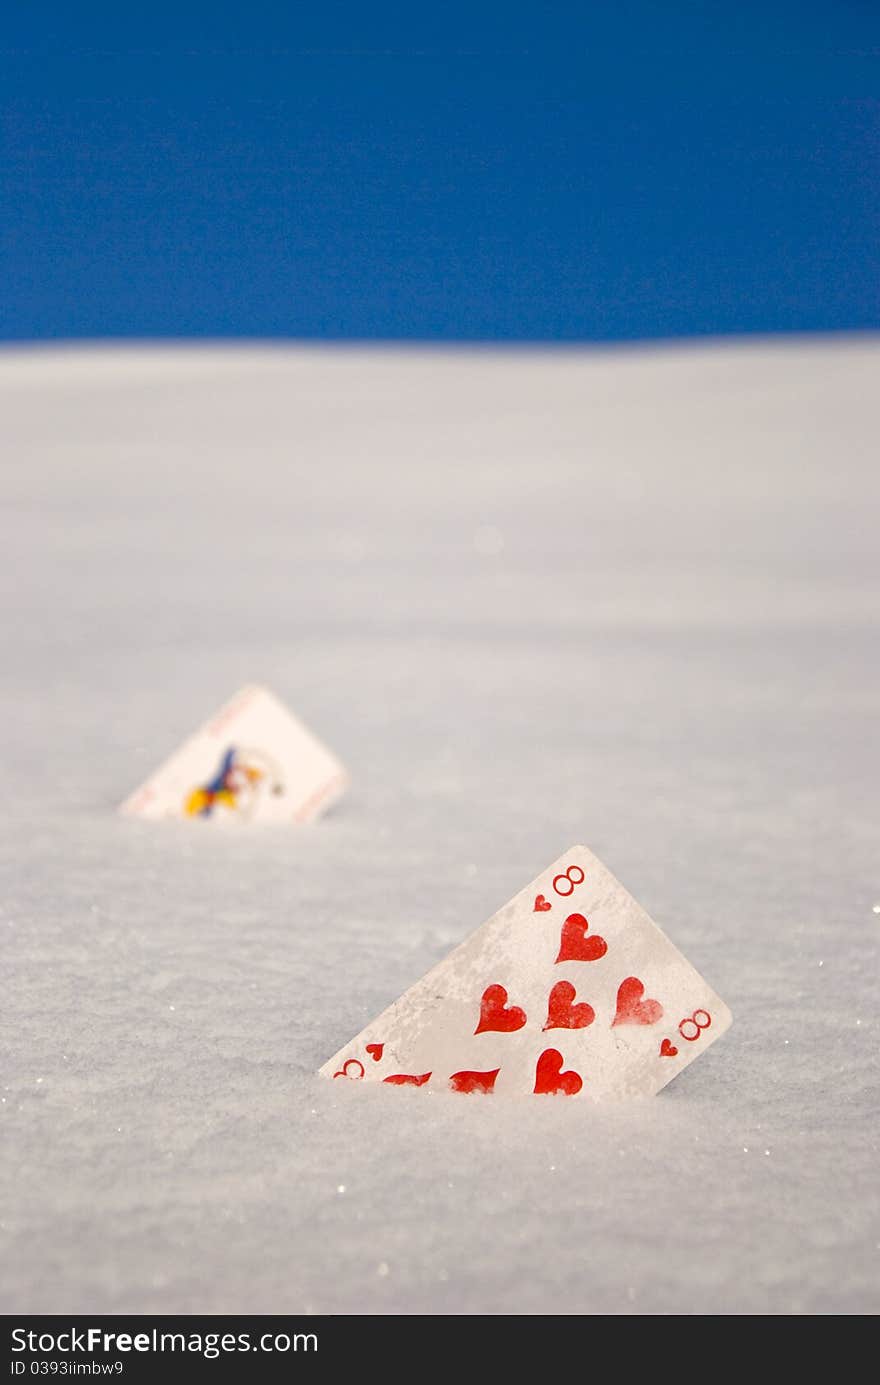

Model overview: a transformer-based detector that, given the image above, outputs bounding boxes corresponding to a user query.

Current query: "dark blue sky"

[2,4,878,341]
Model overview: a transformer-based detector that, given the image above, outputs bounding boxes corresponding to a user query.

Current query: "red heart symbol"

[543,980,595,1031]
[534,894,551,912]
[659,1039,678,1057]
[383,1072,431,1086]
[534,1048,583,1096]
[365,1043,384,1062]
[613,976,664,1027]
[475,984,527,1034]
[449,1068,500,1094]
[555,913,607,964]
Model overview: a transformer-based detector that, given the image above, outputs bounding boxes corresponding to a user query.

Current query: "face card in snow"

[121,684,347,825]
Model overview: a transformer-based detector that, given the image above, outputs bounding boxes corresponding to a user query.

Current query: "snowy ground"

[1,339,878,1316]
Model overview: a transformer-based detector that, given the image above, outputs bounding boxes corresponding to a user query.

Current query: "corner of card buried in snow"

[321,845,731,1099]
[119,683,348,825]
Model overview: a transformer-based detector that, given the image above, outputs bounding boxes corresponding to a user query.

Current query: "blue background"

[2,3,878,341]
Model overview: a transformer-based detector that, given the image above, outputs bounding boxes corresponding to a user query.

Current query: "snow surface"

[1,339,878,1316]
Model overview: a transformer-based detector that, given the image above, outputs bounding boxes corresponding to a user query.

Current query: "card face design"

[120,685,347,824]
[320,846,731,1099]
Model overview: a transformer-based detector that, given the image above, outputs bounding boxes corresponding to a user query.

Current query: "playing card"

[321,845,731,1098]
[120,684,347,824]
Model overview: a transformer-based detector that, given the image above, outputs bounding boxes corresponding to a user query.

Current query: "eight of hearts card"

[120,684,348,825]
[321,846,731,1098]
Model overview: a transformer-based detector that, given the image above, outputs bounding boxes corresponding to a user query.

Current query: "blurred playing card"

[321,845,731,1098]
[120,684,347,824]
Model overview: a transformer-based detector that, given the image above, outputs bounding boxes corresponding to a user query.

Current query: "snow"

[1,339,878,1316]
